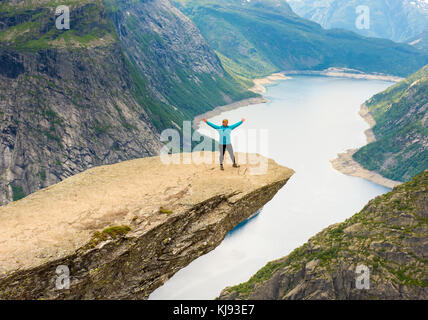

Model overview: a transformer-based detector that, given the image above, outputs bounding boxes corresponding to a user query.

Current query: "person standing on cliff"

[203,118,245,170]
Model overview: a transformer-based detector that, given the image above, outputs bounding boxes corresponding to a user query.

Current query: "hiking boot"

[233,163,240,168]
[220,164,224,170]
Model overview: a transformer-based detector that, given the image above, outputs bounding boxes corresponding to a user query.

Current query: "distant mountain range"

[287,0,428,43]
[353,64,428,182]
[174,0,428,83]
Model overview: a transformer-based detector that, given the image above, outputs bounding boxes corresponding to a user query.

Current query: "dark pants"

[219,144,235,165]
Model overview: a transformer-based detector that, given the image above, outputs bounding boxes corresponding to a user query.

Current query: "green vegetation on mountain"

[220,170,428,300]
[0,0,253,128]
[0,0,115,50]
[174,0,428,81]
[353,65,428,182]
[117,0,256,127]
[0,0,253,205]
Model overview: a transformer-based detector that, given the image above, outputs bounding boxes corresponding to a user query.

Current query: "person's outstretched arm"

[203,118,221,129]
[229,118,246,130]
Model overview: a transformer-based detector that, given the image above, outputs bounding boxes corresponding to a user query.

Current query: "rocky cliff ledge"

[219,170,427,300]
[0,152,293,299]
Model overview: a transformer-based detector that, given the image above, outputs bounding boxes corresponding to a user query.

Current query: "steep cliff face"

[0,42,165,205]
[219,170,428,300]
[0,0,253,205]
[112,0,253,118]
[0,152,294,299]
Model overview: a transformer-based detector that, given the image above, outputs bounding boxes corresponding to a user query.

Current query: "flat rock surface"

[0,152,293,275]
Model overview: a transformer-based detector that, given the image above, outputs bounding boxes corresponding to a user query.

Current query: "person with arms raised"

[203,118,245,170]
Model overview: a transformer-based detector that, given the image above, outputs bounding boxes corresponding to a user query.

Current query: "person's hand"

[241,118,246,122]
[203,118,207,123]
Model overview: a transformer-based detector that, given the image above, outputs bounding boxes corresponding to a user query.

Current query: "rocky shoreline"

[193,73,290,130]
[358,103,377,143]
[287,68,404,82]
[331,149,402,189]
[331,103,402,189]
[249,73,291,94]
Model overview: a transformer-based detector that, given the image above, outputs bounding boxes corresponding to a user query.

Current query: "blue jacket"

[206,120,243,145]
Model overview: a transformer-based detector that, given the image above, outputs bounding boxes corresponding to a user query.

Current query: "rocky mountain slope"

[219,170,428,300]
[408,29,428,53]
[0,152,293,299]
[353,65,428,182]
[287,0,428,42]
[174,0,428,81]
[0,0,253,205]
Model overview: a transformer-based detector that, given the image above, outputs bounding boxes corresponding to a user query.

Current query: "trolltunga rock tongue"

[0,152,293,299]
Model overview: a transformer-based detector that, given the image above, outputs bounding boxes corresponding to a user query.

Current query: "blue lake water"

[150,75,393,299]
